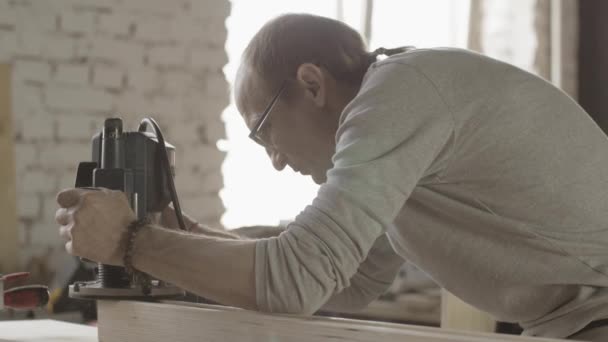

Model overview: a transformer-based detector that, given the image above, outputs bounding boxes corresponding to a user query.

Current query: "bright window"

[220,0,470,228]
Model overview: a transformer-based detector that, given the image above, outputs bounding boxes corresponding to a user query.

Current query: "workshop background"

[0,0,229,285]
[1,0,606,329]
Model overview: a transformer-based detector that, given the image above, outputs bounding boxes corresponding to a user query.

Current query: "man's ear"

[295,63,326,107]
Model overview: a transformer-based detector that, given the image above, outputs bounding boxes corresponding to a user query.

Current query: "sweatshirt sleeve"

[255,61,455,314]
[321,233,404,312]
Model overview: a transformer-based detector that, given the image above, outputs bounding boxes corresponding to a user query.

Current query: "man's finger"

[59,224,72,241]
[55,208,71,226]
[56,188,94,208]
[65,241,73,255]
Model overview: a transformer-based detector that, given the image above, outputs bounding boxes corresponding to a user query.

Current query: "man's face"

[235,64,338,184]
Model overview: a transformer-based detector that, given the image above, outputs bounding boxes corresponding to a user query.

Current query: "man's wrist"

[123,218,151,274]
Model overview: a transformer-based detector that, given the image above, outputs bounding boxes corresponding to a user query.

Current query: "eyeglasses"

[248,80,287,147]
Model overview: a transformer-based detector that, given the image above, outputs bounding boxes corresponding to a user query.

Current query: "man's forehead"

[235,65,270,125]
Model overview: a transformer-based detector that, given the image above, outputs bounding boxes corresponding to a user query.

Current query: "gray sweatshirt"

[254,48,608,339]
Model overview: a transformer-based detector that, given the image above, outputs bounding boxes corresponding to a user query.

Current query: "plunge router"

[68,117,186,300]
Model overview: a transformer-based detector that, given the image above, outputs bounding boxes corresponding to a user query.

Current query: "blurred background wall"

[0,0,229,283]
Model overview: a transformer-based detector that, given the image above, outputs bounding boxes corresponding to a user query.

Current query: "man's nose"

[268,149,287,171]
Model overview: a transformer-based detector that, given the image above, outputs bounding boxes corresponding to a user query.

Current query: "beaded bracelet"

[123,217,152,294]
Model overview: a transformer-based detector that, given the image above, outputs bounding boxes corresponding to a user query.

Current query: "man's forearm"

[132,224,258,310]
[231,225,285,239]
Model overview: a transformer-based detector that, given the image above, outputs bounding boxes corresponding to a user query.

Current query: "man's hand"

[55,188,136,266]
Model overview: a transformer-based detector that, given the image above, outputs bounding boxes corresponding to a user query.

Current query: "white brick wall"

[14,144,38,173]
[88,37,146,65]
[97,14,133,37]
[0,33,17,62]
[92,64,123,89]
[46,86,114,112]
[59,10,96,35]
[148,45,187,67]
[21,114,54,141]
[17,194,41,220]
[14,60,51,83]
[4,0,230,279]
[54,64,90,86]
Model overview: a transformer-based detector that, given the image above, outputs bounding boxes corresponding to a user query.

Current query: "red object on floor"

[1,272,49,310]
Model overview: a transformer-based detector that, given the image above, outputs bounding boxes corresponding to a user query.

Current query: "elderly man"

[55,14,608,340]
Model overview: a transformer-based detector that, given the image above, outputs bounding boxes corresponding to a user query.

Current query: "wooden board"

[0,319,97,342]
[441,289,496,333]
[0,63,19,274]
[97,300,569,342]
[343,295,439,325]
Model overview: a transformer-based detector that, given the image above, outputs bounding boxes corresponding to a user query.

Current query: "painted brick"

[29,220,63,247]
[56,172,78,194]
[189,0,231,20]
[55,114,98,141]
[70,1,117,14]
[0,32,17,62]
[17,194,41,219]
[97,13,133,36]
[176,144,225,174]
[123,0,180,17]
[20,170,56,193]
[204,72,229,99]
[190,47,227,70]
[141,95,177,117]
[46,86,114,112]
[174,170,224,196]
[125,67,158,90]
[55,114,93,140]
[39,142,89,170]
[205,20,227,45]
[133,17,174,43]
[74,37,92,58]
[188,195,225,223]
[8,0,230,273]
[198,171,224,194]
[0,6,16,27]
[202,120,226,143]
[14,143,38,172]
[11,83,44,117]
[13,60,52,83]
[148,45,186,67]
[59,10,95,34]
[16,32,74,59]
[180,21,227,47]
[54,63,89,85]
[171,18,200,45]
[181,89,229,122]
[114,90,146,115]
[15,31,44,56]
[42,191,63,222]
[21,114,54,141]
[165,120,200,143]
[14,6,58,33]
[88,37,145,65]
[159,71,192,94]
[92,64,123,89]
[17,220,30,247]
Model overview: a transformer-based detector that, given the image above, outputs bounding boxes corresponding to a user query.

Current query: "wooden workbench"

[97,300,572,342]
[0,319,97,342]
